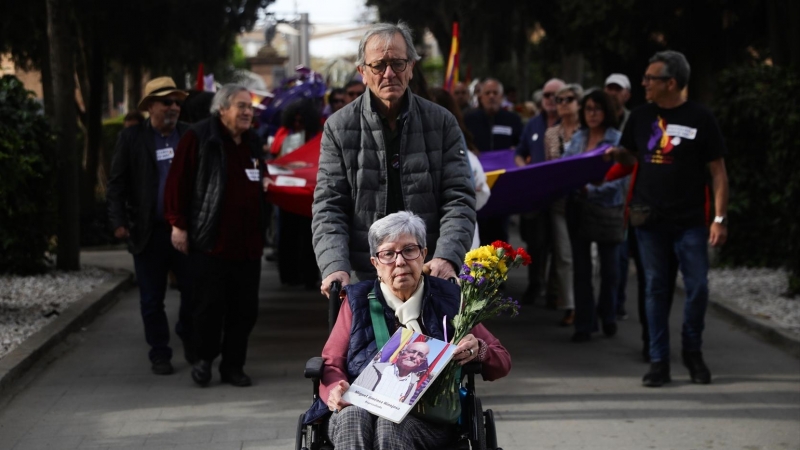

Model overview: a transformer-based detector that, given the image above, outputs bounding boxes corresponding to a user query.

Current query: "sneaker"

[642,361,671,387]
[682,351,711,384]
[151,359,174,375]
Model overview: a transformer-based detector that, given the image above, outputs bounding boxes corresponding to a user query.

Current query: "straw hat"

[138,77,189,111]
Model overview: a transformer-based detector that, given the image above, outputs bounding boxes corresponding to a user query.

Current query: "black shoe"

[682,351,712,384]
[570,331,591,343]
[151,359,174,375]
[220,369,252,387]
[642,345,651,363]
[602,322,618,337]
[642,361,671,387]
[191,360,212,387]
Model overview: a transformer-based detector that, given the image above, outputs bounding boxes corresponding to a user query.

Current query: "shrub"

[713,66,800,296]
[0,75,57,274]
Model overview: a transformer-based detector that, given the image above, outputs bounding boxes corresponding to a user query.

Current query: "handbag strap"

[368,288,390,348]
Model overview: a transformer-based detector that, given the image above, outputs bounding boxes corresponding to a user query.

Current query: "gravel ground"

[0,267,112,360]
[709,267,800,336]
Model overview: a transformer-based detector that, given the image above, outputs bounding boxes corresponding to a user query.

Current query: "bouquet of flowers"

[427,240,530,409]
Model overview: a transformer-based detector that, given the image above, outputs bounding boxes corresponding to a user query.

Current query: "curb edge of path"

[709,296,800,359]
[0,270,134,393]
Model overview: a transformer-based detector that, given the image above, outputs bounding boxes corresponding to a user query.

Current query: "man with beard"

[108,77,195,375]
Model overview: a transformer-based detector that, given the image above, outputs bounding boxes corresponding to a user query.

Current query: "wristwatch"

[713,216,727,226]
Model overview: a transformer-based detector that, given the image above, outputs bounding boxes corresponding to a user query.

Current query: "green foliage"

[713,66,800,296]
[0,75,57,274]
[231,42,248,69]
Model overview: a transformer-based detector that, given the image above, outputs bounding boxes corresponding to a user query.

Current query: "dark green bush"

[0,75,57,274]
[713,66,800,296]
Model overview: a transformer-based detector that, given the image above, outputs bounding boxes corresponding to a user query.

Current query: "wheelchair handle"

[328,281,342,333]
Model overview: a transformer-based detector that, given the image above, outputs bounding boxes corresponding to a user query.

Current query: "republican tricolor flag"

[443,22,459,92]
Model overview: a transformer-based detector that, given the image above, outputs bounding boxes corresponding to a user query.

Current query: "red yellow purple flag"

[443,22,459,92]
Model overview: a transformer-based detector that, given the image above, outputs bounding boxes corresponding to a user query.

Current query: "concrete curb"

[0,271,134,393]
[709,297,800,359]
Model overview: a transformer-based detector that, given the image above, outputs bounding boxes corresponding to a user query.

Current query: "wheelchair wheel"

[484,408,498,449]
[471,398,487,450]
[295,413,308,450]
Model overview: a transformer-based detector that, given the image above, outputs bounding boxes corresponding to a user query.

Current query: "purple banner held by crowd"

[477,146,613,218]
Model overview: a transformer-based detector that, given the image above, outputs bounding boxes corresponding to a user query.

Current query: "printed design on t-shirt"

[645,116,676,165]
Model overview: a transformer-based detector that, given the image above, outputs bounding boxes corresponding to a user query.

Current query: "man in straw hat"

[107,76,195,375]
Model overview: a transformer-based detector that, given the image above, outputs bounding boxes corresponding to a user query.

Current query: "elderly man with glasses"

[107,76,194,376]
[312,21,476,297]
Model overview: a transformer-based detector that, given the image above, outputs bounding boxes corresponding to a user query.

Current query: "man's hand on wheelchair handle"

[327,380,352,413]
[423,258,456,281]
[321,271,350,297]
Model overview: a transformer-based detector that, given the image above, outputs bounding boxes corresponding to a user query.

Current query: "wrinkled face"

[452,83,470,107]
[541,80,563,114]
[643,62,672,103]
[397,342,429,372]
[555,90,579,118]
[479,80,502,113]
[357,33,414,108]
[147,94,182,130]
[219,91,254,136]
[584,99,605,130]
[604,83,630,108]
[370,233,427,298]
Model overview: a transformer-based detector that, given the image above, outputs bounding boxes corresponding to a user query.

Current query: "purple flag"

[477,146,613,218]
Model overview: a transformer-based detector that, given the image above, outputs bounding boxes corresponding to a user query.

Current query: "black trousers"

[190,252,261,371]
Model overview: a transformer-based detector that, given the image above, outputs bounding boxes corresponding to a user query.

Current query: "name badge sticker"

[492,125,513,136]
[156,147,174,161]
[665,124,697,140]
[245,168,260,182]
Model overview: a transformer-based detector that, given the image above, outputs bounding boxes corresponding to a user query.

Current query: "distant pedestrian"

[164,84,267,388]
[107,76,194,376]
[607,50,729,387]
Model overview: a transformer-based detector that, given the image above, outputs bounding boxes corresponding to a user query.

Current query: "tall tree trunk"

[126,65,142,112]
[41,38,55,119]
[47,0,80,270]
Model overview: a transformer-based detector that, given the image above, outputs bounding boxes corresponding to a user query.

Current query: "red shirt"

[164,120,264,260]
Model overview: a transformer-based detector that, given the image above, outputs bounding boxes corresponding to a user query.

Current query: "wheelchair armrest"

[462,361,482,375]
[305,356,324,379]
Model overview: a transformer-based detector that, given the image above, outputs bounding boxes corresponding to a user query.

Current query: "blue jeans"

[571,237,620,334]
[635,225,709,362]
[132,223,193,362]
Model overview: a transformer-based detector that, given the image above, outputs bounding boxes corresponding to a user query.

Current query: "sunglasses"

[555,96,576,104]
[156,98,182,107]
[542,92,556,99]
[642,74,672,83]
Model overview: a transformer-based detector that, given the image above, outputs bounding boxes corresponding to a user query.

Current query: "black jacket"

[107,120,189,254]
[187,117,266,252]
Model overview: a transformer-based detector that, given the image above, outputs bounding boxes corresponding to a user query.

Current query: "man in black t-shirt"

[607,51,729,388]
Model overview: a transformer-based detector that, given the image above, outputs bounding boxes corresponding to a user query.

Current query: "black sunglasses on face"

[555,96,576,104]
[157,98,182,107]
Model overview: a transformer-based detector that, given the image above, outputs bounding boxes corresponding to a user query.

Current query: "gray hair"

[481,78,504,95]
[356,21,421,67]
[649,50,691,89]
[368,211,427,256]
[557,83,584,101]
[209,84,250,116]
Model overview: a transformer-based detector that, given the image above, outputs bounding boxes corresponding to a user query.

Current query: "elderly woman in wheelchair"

[304,211,511,449]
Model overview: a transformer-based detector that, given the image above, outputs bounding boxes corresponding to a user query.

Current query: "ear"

[421,247,428,260]
[370,256,379,270]
[408,61,415,80]
[357,65,366,79]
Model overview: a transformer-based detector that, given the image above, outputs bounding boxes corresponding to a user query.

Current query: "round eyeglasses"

[364,59,410,75]
[374,244,422,265]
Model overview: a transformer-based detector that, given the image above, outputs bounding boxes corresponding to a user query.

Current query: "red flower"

[515,247,532,266]
[491,240,516,259]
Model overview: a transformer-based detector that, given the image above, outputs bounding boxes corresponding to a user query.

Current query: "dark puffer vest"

[303,275,460,424]
[187,117,263,251]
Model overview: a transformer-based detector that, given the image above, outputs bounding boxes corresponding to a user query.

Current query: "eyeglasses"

[375,244,422,265]
[364,59,410,75]
[542,92,556,99]
[157,98,182,107]
[584,106,604,114]
[233,102,253,111]
[555,96,576,104]
[642,74,672,83]
[400,349,427,359]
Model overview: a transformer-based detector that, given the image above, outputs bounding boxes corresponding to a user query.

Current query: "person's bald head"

[541,78,565,114]
[396,342,429,375]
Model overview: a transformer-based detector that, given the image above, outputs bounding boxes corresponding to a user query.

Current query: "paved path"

[0,229,798,450]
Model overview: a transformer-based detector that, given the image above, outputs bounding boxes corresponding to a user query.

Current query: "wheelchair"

[295,282,504,450]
